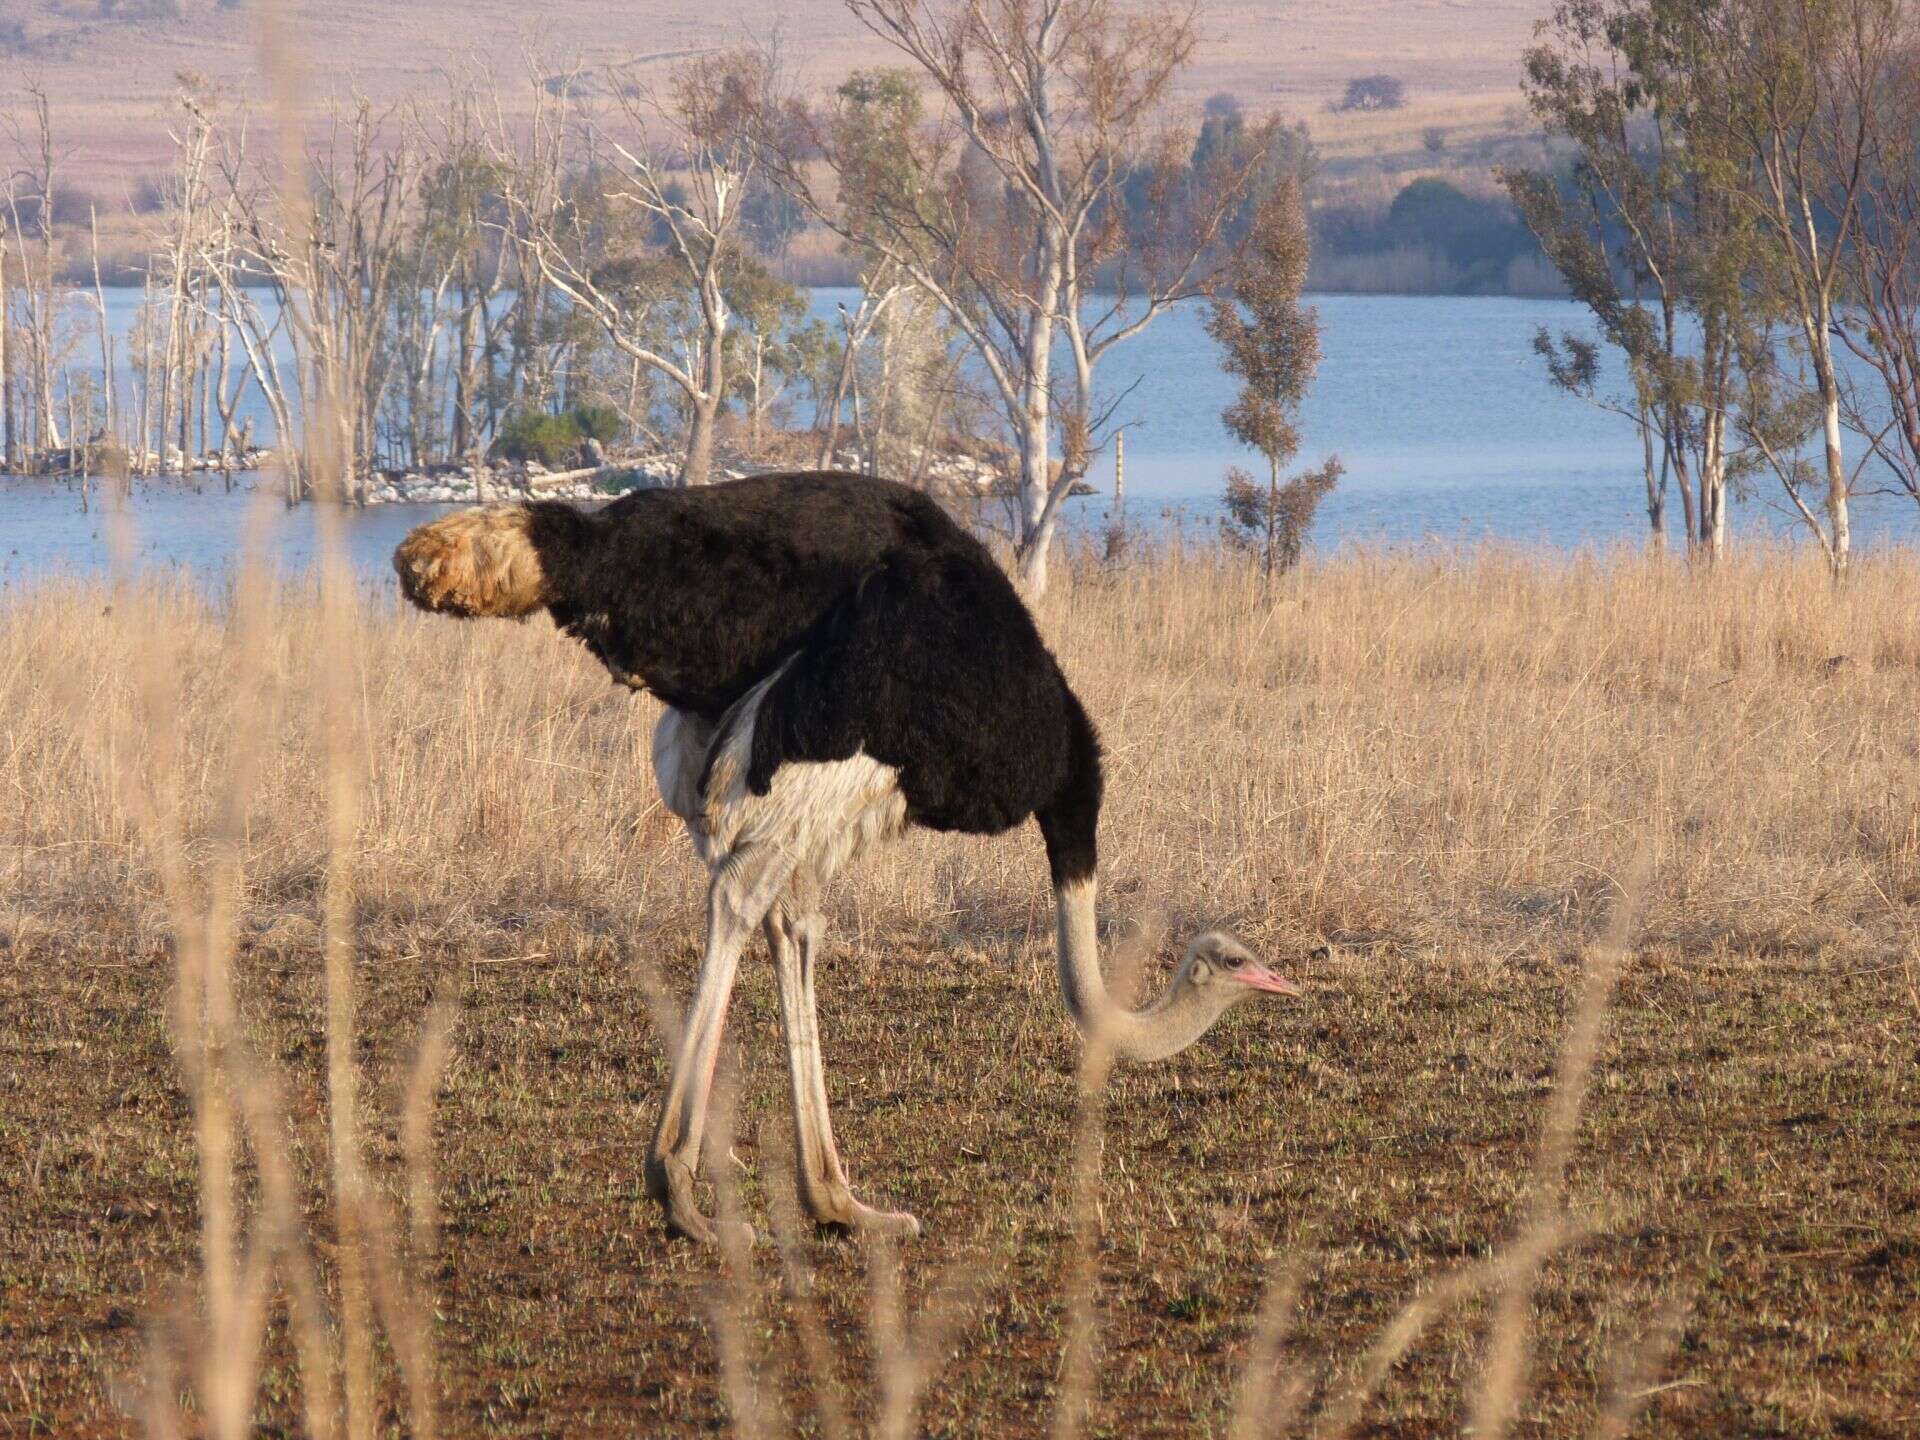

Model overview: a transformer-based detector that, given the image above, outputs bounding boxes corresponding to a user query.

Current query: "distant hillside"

[0,0,1550,191]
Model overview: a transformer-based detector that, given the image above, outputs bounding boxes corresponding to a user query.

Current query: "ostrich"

[394,472,1302,1243]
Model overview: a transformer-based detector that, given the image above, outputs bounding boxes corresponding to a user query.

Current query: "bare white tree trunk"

[87,207,114,459]
[0,227,13,470]
[1811,321,1850,577]
[679,260,731,485]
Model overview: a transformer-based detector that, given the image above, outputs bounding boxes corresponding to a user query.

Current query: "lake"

[5,289,1916,587]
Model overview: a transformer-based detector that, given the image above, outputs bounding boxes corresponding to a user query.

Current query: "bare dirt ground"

[1,0,1550,192]
[3,541,1918,1436]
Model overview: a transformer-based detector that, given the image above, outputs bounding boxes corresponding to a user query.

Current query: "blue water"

[1075,291,1920,549]
[5,289,1916,586]
[0,483,449,592]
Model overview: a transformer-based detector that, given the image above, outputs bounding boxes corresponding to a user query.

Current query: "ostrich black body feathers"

[524,472,1104,883]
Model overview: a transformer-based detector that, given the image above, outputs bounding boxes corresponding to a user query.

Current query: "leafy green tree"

[1830,10,1920,519]
[1177,106,1315,247]
[1682,0,1902,576]
[763,6,1277,594]
[722,258,810,448]
[1383,180,1532,275]
[740,176,807,268]
[492,403,624,465]
[1504,0,1765,557]
[494,408,583,465]
[1512,0,1907,576]
[1220,461,1342,576]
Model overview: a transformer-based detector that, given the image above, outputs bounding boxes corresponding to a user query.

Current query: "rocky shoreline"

[364,442,1068,505]
[6,440,1098,505]
[0,444,278,479]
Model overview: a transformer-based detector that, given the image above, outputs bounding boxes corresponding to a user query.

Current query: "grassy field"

[3,539,1919,1436]
[4,0,1547,194]
[7,0,1555,293]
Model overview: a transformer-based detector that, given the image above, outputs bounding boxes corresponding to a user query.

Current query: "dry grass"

[7,1,1551,193]
[4,541,1919,1435]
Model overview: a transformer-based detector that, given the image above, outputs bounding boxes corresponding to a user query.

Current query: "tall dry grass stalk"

[58,422,456,1435]
[57,476,321,1433]
[1050,922,1161,1440]
[26,10,463,1432]
[1470,853,1647,1440]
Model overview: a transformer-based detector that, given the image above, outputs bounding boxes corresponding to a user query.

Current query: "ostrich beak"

[1232,962,1303,997]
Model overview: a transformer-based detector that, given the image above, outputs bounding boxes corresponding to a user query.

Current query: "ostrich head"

[1115,931,1299,1060]
[1053,891,1304,1063]
[1178,931,1303,1002]
[394,504,552,618]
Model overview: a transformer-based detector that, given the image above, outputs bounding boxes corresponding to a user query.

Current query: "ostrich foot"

[805,1184,921,1239]
[646,1154,756,1247]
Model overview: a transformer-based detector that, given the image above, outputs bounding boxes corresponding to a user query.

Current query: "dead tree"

[207,126,308,500]
[815,263,902,468]
[154,89,218,473]
[4,85,67,462]
[219,98,416,501]
[504,52,766,485]
[414,81,514,469]
[198,206,255,483]
[1,204,14,469]
[87,206,114,461]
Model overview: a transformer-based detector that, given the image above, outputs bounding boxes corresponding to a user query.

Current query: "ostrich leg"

[646,840,803,1244]
[645,704,908,1245]
[766,902,920,1237]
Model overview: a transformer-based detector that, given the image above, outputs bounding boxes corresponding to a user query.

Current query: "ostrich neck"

[1054,879,1228,1063]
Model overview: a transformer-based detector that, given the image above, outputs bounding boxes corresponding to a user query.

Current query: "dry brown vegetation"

[4,539,1919,1436]
[2,0,1548,194]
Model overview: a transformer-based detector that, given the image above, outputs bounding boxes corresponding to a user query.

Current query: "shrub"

[569,402,622,445]
[493,405,625,465]
[129,177,168,215]
[98,0,181,18]
[593,467,646,495]
[87,438,133,477]
[1383,177,1532,274]
[1334,74,1406,113]
[50,186,100,226]
[493,410,584,466]
[1310,180,1541,294]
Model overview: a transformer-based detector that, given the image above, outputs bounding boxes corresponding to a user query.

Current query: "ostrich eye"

[1218,951,1245,968]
